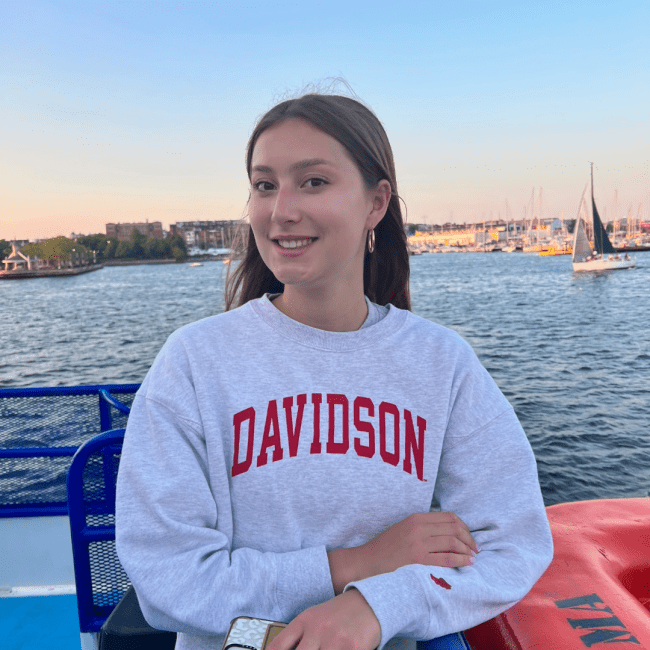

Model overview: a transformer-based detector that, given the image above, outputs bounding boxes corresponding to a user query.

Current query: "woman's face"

[248,117,389,295]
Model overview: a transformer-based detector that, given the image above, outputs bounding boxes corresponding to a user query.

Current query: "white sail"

[573,216,593,263]
[572,185,592,263]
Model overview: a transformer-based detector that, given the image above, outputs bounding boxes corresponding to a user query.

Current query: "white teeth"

[277,238,313,249]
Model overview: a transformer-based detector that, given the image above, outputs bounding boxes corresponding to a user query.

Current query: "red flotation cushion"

[463,498,650,649]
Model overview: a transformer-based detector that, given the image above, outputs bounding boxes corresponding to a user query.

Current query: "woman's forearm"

[327,546,366,595]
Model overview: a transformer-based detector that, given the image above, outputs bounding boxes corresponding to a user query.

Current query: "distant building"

[170,221,240,249]
[2,243,34,272]
[106,221,164,241]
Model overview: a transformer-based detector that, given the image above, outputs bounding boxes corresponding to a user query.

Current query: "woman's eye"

[254,181,274,192]
[303,178,327,188]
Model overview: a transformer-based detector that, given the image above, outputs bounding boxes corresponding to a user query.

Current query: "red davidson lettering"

[231,393,427,480]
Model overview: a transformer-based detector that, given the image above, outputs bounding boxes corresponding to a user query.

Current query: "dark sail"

[591,165,616,255]
[592,196,615,254]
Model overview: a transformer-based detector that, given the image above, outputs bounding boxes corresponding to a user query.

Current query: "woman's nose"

[271,186,301,223]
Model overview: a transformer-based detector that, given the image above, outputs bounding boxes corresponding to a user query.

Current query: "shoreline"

[0,264,105,280]
[1,255,236,278]
[103,258,177,266]
[104,254,232,266]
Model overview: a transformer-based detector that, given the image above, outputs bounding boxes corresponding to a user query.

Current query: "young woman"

[116,93,553,650]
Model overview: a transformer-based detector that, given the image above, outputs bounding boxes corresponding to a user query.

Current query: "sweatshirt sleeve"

[115,333,334,636]
[344,398,553,647]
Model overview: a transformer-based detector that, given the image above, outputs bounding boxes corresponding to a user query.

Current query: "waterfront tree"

[130,230,147,259]
[166,234,187,261]
[105,239,119,259]
[76,234,109,261]
[170,245,187,262]
[145,238,167,259]
[115,241,134,258]
[21,237,90,266]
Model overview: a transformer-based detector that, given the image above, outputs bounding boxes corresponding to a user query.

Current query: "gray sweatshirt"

[115,294,553,650]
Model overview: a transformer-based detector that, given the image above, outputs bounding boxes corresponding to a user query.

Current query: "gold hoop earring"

[367,229,375,254]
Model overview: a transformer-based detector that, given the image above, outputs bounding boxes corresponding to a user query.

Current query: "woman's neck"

[271,286,369,332]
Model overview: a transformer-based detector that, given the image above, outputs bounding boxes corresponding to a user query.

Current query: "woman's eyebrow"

[251,158,333,174]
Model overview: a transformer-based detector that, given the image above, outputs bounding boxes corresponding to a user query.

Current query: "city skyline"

[2,0,649,241]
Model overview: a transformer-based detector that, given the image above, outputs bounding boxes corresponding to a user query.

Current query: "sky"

[1,0,649,241]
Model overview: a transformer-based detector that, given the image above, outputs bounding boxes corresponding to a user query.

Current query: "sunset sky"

[2,0,649,241]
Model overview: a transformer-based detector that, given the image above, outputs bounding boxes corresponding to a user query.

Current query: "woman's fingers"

[422,512,480,553]
[422,553,476,568]
[425,526,479,555]
[267,590,381,650]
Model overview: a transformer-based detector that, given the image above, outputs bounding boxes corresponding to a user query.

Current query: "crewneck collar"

[248,293,407,352]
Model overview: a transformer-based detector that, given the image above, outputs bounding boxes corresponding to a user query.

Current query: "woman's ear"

[368,180,392,229]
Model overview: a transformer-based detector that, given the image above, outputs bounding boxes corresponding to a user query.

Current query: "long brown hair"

[224,93,411,311]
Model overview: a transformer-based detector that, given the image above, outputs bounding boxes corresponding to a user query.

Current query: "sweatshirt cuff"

[344,569,429,649]
[276,545,335,618]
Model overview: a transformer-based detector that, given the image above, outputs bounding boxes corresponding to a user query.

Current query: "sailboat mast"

[591,162,597,250]
[614,189,618,245]
[589,163,594,243]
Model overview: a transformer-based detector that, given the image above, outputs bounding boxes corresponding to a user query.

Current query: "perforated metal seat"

[67,428,177,650]
[67,429,130,639]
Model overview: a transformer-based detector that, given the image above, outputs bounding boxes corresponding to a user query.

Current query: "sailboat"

[572,164,635,272]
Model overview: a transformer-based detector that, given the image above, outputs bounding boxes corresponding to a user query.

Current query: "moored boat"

[540,245,571,256]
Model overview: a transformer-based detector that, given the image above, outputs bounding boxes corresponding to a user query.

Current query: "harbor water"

[2,252,649,506]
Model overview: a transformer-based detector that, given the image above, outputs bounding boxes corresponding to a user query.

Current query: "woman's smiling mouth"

[273,237,317,249]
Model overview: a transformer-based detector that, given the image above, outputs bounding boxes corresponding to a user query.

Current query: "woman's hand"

[360,511,480,573]
[266,589,380,650]
[328,511,479,593]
